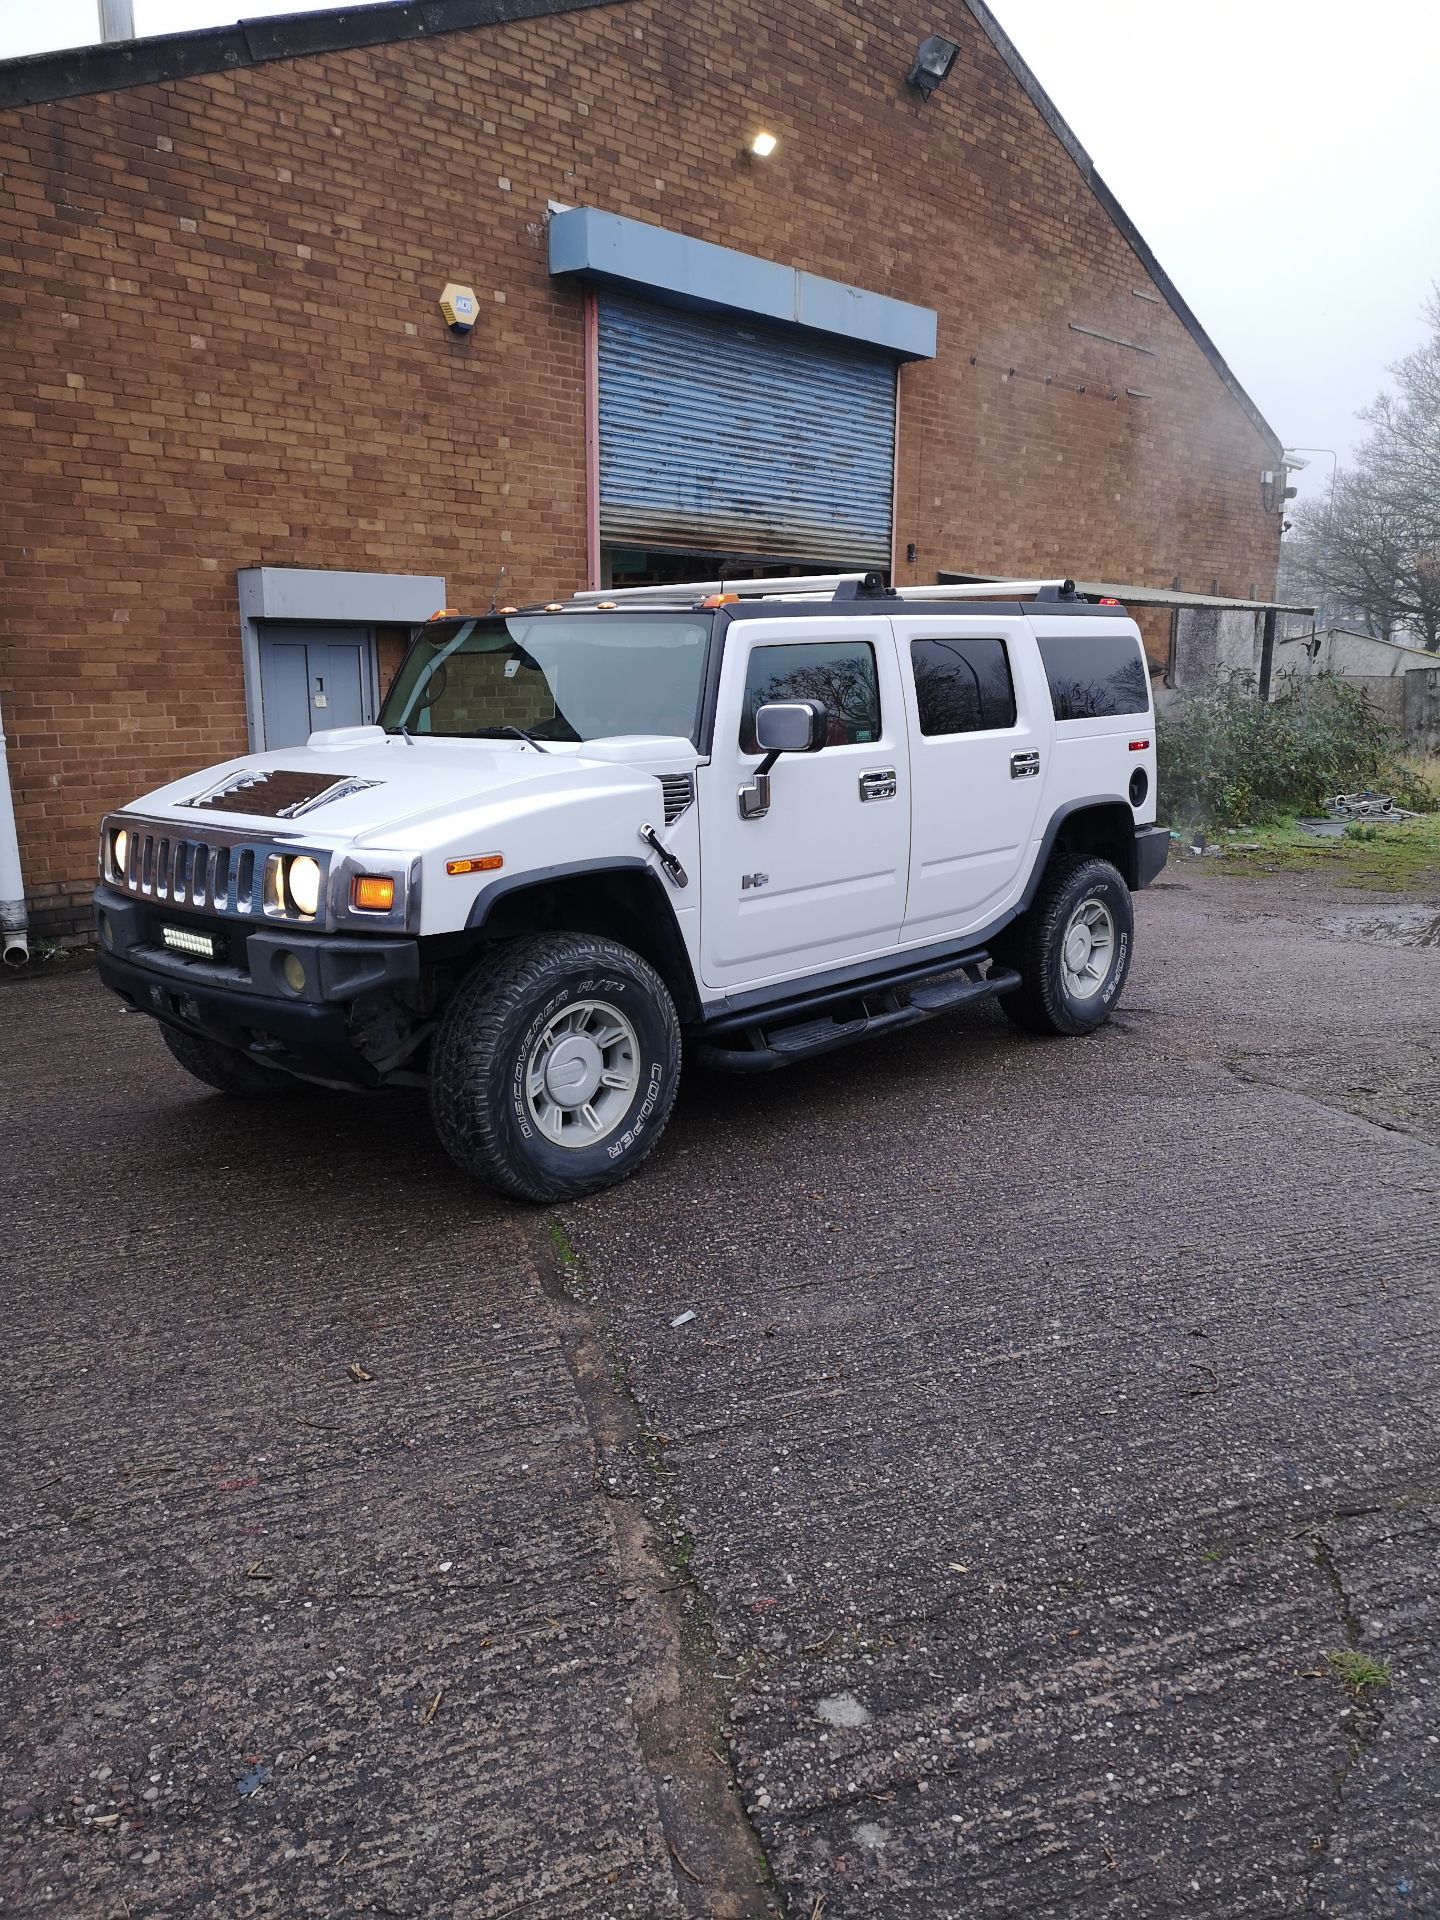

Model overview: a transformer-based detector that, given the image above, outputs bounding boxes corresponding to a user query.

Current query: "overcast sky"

[4,0,1437,508]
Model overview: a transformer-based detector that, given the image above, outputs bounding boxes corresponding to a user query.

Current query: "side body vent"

[658,773,694,825]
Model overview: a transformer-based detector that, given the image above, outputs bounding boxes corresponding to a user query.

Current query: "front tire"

[159,1024,297,1097]
[429,933,681,1202]
[998,856,1134,1036]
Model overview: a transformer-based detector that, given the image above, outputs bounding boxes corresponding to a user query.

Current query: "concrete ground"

[3,864,1437,1918]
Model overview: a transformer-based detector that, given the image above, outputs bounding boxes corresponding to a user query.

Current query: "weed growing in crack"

[546,1219,591,1300]
[1325,1649,1392,1694]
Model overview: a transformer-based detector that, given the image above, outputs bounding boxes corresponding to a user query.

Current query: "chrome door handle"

[1010,752,1040,779]
[859,769,897,802]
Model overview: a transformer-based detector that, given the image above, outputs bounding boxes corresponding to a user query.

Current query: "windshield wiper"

[467,724,550,752]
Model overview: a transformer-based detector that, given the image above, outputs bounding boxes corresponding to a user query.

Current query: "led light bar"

[162,926,216,959]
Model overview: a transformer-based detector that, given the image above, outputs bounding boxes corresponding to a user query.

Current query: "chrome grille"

[121,827,261,913]
[658,773,694,825]
[107,819,298,919]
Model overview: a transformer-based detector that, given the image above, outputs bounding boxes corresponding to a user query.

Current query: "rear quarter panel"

[1025,615,1157,827]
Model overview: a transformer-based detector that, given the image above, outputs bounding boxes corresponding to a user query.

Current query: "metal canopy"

[937,571,1313,616]
[551,207,937,362]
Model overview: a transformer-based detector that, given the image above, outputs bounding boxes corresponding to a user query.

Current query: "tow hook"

[639,823,688,889]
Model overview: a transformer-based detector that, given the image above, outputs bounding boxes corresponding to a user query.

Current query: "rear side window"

[911,637,1017,736]
[741,641,881,752]
[1037,632,1150,720]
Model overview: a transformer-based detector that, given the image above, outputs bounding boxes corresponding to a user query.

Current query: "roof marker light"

[701,593,740,607]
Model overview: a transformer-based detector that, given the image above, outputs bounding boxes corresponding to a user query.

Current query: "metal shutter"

[598,294,896,570]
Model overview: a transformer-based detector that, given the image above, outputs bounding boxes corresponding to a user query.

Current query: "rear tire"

[159,1024,297,1097]
[998,856,1134,1036]
[429,933,681,1202]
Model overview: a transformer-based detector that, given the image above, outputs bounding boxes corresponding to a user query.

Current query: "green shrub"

[1157,673,1435,827]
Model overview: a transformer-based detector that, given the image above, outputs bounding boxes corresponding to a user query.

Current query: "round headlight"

[287,855,322,917]
[113,828,129,876]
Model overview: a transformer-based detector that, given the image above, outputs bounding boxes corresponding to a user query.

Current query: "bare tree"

[1279,290,1440,650]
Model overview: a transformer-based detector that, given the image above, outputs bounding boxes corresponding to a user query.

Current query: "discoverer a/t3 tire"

[429,932,682,1202]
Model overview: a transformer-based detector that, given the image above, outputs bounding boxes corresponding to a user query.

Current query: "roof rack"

[566,574,1079,607]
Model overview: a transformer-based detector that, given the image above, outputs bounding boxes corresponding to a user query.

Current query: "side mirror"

[754,699,826,755]
[740,699,828,820]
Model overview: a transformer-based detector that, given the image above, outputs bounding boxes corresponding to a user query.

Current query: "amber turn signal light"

[351,875,396,911]
[445,854,504,876]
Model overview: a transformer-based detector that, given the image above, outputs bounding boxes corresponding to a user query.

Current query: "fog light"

[98,911,114,949]
[280,951,307,994]
[287,855,322,917]
[351,874,395,912]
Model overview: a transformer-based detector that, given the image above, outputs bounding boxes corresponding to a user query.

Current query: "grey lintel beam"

[547,206,937,362]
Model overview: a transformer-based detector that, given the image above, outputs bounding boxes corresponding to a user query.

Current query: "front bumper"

[94,887,421,1086]
[1133,823,1170,890]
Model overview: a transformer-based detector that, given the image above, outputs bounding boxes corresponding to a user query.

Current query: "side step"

[697,963,1022,1073]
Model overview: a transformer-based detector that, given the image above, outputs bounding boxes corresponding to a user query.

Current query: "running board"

[697,963,1022,1073]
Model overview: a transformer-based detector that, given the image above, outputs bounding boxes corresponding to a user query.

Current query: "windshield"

[378,613,713,744]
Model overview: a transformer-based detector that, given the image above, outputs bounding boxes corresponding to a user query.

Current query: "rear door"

[696,615,910,991]
[893,613,1053,943]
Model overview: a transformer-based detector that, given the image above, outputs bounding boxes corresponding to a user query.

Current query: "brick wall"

[0,0,1282,934]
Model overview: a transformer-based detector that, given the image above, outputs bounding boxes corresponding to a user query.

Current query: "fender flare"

[464,856,703,1022]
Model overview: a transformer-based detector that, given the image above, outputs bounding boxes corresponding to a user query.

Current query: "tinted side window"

[911,637,1017,736]
[1037,632,1150,720]
[741,641,881,752]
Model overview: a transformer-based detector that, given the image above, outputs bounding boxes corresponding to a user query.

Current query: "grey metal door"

[598,293,898,569]
[257,626,372,749]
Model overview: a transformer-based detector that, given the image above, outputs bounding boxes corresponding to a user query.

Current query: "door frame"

[237,567,446,752]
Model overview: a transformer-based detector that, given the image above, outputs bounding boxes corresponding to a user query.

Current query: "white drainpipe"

[0,691,29,966]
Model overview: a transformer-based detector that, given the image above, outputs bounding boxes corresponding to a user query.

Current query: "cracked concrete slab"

[0,981,709,1919]
[3,863,1436,1918]
[563,867,1440,1917]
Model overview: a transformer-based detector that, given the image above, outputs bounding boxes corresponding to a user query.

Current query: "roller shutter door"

[598,293,896,570]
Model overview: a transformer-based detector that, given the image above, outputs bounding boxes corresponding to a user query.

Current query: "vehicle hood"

[118,727,696,847]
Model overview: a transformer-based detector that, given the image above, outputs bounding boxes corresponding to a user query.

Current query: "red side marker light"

[1129,738,1150,752]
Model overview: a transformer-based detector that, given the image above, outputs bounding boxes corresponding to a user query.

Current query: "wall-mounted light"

[906,33,959,100]
[749,131,778,158]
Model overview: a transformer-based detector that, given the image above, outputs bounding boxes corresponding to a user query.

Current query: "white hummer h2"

[95,573,1167,1201]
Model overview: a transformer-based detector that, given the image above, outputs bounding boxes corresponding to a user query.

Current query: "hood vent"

[657,773,694,825]
[187,769,381,818]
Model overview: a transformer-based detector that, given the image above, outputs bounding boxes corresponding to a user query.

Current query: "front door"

[696,615,910,991]
[893,613,1052,943]
[258,625,373,750]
